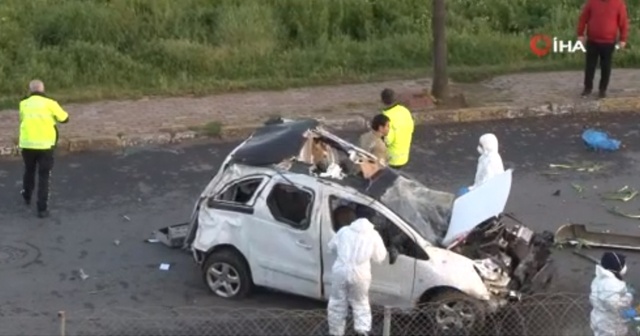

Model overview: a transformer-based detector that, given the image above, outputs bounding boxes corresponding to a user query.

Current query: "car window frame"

[207,175,270,213]
[327,193,429,260]
[265,181,316,231]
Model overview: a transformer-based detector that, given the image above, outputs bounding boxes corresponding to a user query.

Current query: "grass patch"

[0,0,638,106]
[190,121,223,138]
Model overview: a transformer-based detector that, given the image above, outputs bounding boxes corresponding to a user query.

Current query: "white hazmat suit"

[469,133,504,191]
[327,218,387,336]
[590,264,633,336]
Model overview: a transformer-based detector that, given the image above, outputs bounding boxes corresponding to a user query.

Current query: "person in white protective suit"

[327,217,388,336]
[590,251,633,336]
[468,133,504,191]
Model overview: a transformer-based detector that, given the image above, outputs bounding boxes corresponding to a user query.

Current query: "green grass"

[0,0,639,108]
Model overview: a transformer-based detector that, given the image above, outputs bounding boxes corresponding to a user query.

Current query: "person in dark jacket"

[577,0,629,99]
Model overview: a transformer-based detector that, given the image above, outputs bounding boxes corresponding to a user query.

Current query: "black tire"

[422,290,487,336]
[202,249,253,300]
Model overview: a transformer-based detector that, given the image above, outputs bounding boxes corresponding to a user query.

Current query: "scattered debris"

[145,238,160,243]
[572,250,599,264]
[122,215,131,222]
[607,206,640,219]
[555,223,640,251]
[552,190,561,196]
[113,240,120,246]
[159,263,171,271]
[154,223,190,248]
[318,162,344,179]
[601,186,638,202]
[582,128,621,152]
[571,183,584,193]
[78,269,89,281]
[548,162,606,173]
[549,164,573,169]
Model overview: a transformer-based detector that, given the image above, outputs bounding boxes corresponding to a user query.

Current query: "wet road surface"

[1,112,640,331]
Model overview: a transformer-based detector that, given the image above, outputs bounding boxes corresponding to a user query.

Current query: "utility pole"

[431,0,449,101]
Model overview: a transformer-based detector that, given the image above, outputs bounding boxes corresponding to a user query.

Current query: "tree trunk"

[431,0,449,101]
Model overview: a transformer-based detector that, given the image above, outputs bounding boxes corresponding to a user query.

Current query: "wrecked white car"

[166,118,555,330]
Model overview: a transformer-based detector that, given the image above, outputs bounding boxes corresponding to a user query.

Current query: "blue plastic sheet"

[582,128,621,152]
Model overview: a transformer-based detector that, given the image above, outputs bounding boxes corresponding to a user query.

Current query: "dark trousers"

[22,148,54,211]
[584,41,617,93]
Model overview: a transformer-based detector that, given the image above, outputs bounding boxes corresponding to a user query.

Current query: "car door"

[193,174,270,255]
[320,189,417,307]
[246,175,322,300]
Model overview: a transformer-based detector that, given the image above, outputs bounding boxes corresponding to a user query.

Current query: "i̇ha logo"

[529,34,588,57]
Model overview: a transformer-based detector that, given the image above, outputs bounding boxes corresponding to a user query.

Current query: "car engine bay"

[449,214,555,298]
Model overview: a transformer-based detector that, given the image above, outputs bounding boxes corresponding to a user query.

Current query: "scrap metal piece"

[154,223,190,248]
[549,164,573,169]
[601,186,638,202]
[607,206,640,219]
[555,223,640,251]
[549,162,606,173]
[571,183,584,193]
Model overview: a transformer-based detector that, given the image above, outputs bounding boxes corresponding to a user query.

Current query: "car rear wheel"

[203,250,253,299]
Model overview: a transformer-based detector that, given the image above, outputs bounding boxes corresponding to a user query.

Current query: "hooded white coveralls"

[590,265,633,336]
[327,218,387,336]
[469,133,504,191]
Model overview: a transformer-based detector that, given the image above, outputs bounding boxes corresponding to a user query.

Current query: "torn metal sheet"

[555,224,640,251]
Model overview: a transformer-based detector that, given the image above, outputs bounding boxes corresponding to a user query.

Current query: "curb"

[1,97,638,157]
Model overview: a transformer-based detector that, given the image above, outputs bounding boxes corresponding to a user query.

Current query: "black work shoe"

[20,190,31,205]
[581,89,592,98]
[598,91,607,99]
[37,210,50,218]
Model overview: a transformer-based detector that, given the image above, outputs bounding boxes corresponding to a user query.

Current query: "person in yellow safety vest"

[18,79,69,218]
[380,88,414,169]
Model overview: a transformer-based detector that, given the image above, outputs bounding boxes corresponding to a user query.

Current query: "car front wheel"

[202,250,253,299]
[427,290,487,335]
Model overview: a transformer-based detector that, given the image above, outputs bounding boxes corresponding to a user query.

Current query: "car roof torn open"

[182,118,457,246]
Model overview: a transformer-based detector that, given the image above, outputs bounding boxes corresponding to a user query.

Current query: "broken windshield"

[379,176,455,245]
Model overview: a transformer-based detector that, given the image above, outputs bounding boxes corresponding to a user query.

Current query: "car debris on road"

[78,269,89,281]
[608,206,640,219]
[601,186,639,202]
[555,223,640,251]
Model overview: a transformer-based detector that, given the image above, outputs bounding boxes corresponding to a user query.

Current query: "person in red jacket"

[577,0,629,99]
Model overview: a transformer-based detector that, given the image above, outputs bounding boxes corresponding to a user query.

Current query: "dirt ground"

[1,70,640,147]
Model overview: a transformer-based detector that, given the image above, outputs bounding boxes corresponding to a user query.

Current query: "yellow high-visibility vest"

[19,94,69,149]
[382,104,414,166]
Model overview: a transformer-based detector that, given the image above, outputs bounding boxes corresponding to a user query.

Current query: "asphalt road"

[2,112,640,333]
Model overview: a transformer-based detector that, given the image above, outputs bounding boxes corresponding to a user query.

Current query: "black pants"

[22,148,54,211]
[584,41,617,93]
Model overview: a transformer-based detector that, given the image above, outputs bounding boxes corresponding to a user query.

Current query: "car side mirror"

[389,247,399,265]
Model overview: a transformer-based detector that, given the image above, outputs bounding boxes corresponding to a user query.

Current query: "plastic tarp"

[379,176,455,245]
[582,128,621,152]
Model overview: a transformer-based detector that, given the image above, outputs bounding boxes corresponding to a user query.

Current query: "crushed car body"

[161,118,555,327]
